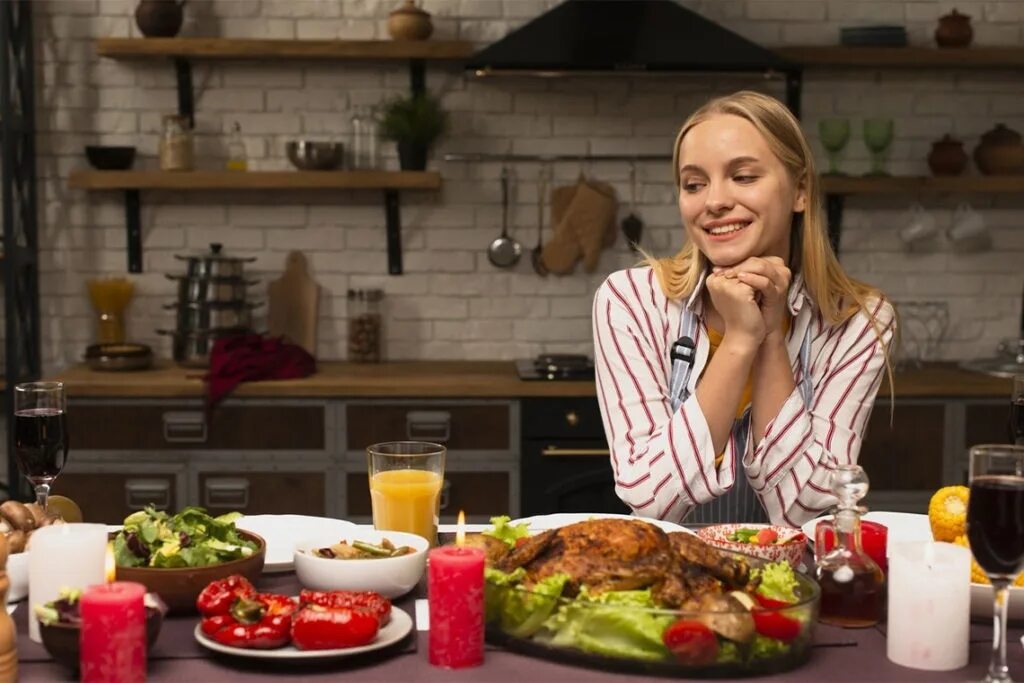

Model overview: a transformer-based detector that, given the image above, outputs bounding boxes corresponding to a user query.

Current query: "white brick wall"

[24,0,1024,372]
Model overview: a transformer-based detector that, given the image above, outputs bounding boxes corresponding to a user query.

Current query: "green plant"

[377,94,448,147]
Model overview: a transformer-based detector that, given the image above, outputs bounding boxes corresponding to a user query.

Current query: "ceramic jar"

[387,0,433,41]
[135,0,186,38]
[935,9,972,48]
[973,124,1024,175]
[927,135,968,176]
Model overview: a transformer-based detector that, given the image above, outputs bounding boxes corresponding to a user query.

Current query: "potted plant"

[377,94,447,171]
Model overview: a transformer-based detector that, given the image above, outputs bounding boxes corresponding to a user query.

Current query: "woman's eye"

[682,181,705,193]
[734,174,758,183]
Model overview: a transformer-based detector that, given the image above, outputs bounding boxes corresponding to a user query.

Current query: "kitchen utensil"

[286,140,344,171]
[84,145,135,170]
[487,167,521,268]
[531,165,549,276]
[84,343,153,372]
[168,274,257,305]
[293,529,428,597]
[164,301,260,331]
[267,251,320,356]
[947,202,991,252]
[175,243,256,279]
[621,162,643,251]
[156,328,246,368]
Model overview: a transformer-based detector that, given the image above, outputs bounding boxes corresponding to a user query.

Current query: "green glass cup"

[819,118,851,175]
[863,118,894,176]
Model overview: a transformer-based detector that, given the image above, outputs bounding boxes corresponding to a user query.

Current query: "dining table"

[13,528,1024,683]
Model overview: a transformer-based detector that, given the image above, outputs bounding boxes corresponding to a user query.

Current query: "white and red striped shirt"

[592,266,895,528]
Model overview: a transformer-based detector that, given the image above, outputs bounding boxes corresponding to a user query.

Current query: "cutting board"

[267,251,320,356]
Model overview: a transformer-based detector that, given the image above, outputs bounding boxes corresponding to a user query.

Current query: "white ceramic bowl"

[7,552,28,602]
[696,523,807,569]
[293,529,428,599]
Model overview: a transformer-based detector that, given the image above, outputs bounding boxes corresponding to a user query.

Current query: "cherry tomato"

[751,594,802,643]
[755,528,779,545]
[662,619,719,665]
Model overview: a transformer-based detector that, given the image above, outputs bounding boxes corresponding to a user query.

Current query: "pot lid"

[174,242,257,263]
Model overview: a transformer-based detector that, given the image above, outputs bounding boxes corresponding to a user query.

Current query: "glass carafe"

[815,464,886,627]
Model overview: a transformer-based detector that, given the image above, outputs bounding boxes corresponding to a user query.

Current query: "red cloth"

[204,334,316,408]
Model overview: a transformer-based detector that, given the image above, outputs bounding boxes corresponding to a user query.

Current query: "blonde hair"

[649,90,895,390]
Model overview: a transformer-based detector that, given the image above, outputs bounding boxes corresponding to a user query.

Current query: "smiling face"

[677,114,806,268]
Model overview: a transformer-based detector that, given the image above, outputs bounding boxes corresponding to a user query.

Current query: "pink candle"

[428,545,485,668]
[79,581,147,683]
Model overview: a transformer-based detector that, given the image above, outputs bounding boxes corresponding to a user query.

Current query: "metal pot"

[168,274,257,304]
[175,243,256,279]
[156,328,245,368]
[164,301,260,331]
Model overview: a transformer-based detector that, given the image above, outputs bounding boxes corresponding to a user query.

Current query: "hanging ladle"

[621,161,644,252]
[530,163,550,276]
[488,166,522,268]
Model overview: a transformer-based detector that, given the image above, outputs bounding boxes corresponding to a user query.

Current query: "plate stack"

[159,243,259,367]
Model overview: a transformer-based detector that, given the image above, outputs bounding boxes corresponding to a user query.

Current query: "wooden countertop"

[46,360,1011,399]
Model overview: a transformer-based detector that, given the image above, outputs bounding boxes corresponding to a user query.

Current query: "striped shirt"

[592,266,896,528]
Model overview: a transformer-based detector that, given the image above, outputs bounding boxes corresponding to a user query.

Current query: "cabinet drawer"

[523,398,604,440]
[860,403,944,491]
[197,471,326,517]
[69,403,325,451]
[345,403,510,451]
[964,402,1013,449]
[345,471,509,519]
[54,472,179,524]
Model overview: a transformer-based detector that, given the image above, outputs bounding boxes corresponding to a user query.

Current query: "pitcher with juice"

[367,441,445,545]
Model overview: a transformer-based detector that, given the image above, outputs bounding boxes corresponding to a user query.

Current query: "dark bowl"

[39,606,163,671]
[85,145,136,170]
[114,530,266,613]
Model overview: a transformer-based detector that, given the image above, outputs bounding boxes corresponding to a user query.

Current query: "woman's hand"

[718,257,792,341]
[705,271,765,351]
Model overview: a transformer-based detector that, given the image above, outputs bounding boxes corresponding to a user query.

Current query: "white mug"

[947,202,991,251]
[899,204,938,248]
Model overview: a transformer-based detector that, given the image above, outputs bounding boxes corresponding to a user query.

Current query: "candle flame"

[105,542,116,583]
[456,510,466,547]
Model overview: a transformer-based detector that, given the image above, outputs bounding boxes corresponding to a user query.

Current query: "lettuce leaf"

[483,516,531,547]
[750,562,799,604]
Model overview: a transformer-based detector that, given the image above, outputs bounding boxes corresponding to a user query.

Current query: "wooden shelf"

[96,37,475,61]
[68,170,442,191]
[820,175,1024,194]
[775,46,1024,68]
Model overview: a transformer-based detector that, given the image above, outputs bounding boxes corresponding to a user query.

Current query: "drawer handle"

[406,410,451,443]
[541,447,611,457]
[163,411,207,443]
[565,411,579,427]
[125,479,171,511]
[204,478,249,509]
[439,479,452,511]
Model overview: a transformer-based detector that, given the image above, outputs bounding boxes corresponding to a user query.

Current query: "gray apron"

[668,306,813,524]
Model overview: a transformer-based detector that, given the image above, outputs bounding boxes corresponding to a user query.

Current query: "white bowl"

[7,552,28,602]
[293,529,428,599]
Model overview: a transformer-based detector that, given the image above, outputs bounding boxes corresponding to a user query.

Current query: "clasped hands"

[705,256,791,351]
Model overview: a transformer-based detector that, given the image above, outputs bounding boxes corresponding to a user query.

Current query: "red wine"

[967,475,1024,578]
[1012,398,1024,445]
[13,408,68,483]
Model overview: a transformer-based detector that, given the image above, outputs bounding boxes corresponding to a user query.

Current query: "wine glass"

[818,118,851,175]
[863,118,894,176]
[13,382,68,512]
[966,444,1024,683]
[1011,375,1023,445]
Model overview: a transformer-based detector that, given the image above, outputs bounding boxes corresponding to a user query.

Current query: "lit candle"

[80,581,147,683]
[887,541,971,671]
[104,542,116,583]
[27,523,108,642]
[428,510,485,669]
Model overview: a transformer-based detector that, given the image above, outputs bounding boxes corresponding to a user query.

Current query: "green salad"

[113,506,258,568]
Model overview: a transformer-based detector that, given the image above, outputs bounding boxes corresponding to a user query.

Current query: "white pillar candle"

[887,541,971,671]
[27,523,108,642]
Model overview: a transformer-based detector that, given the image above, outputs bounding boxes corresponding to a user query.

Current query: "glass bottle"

[350,107,365,169]
[159,114,194,171]
[226,121,247,171]
[815,465,886,627]
[347,288,383,363]
[363,106,379,169]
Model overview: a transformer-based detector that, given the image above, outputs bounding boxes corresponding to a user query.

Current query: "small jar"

[159,114,194,171]
[348,288,384,363]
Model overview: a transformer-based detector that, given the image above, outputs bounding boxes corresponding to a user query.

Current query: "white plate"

[800,511,932,551]
[194,606,412,660]
[235,515,357,573]
[508,513,695,535]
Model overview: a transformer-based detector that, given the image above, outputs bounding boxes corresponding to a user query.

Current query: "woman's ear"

[791,174,808,213]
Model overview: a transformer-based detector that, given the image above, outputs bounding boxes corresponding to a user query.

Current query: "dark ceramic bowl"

[114,530,266,613]
[85,145,136,170]
[39,606,163,671]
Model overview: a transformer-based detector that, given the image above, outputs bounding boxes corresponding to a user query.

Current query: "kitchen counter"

[46,360,1011,399]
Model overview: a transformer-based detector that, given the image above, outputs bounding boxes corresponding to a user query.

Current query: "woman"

[593,91,895,527]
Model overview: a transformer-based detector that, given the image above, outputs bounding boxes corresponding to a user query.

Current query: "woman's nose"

[705,182,734,213]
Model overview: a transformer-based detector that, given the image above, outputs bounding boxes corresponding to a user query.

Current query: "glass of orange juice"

[367,441,445,545]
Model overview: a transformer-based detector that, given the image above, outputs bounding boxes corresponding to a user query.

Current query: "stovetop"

[516,354,595,381]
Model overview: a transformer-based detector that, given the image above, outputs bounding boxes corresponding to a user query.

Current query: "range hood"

[467,0,795,77]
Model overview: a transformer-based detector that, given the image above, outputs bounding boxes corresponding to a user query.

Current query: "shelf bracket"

[409,59,425,97]
[785,69,803,119]
[384,190,403,275]
[125,189,143,273]
[174,57,194,128]
[825,193,844,256]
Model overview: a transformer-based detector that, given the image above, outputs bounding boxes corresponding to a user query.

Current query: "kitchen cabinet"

[54,465,187,524]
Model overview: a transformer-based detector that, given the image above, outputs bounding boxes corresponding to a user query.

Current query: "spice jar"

[348,288,383,363]
[159,114,194,171]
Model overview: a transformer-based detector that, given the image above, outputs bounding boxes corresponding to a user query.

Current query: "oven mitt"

[567,180,617,273]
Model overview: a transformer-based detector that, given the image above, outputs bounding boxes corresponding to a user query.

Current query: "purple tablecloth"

[15,572,1024,682]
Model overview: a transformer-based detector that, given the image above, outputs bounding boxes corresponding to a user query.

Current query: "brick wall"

[31,0,1024,370]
